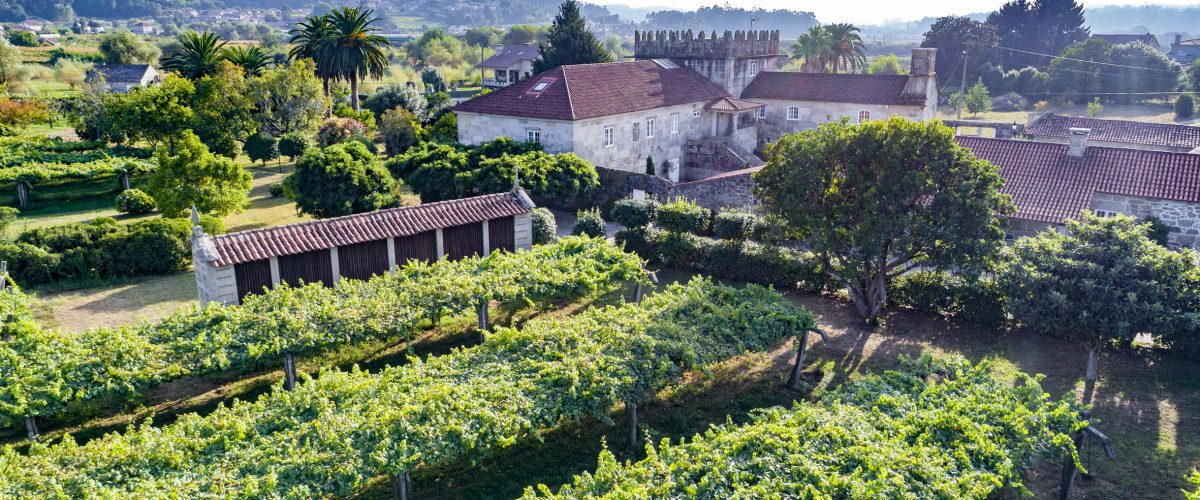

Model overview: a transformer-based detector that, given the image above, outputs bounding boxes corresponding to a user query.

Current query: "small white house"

[86,64,161,93]
[480,44,540,89]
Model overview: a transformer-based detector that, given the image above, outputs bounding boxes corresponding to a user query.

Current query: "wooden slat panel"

[488,216,515,253]
[395,230,438,265]
[338,239,389,281]
[443,222,483,261]
[278,249,333,287]
[234,259,273,303]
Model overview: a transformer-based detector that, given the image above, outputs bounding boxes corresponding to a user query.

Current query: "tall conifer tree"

[534,0,612,73]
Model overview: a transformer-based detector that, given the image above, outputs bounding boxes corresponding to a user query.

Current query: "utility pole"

[479,45,484,89]
[955,50,967,135]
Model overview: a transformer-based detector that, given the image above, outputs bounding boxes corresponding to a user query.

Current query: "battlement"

[634,29,781,60]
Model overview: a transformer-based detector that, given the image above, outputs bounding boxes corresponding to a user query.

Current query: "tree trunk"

[847,272,886,326]
[350,73,360,112]
[390,471,411,500]
[1082,347,1099,407]
[787,330,810,390]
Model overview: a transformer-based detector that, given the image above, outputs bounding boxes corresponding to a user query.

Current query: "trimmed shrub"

[656,231,703,267]
[614,227,657,258]
[713,210,758,240]
[991,92,1028,112]
[750,213,790,244]
[531,207,557,245]
[698,240,831,292]
[655,198,710,234]
[0,242,59,284]
[890,271,1007,327]
[268,182,287,198]
[316,117,368,147]
[571,208,606,238]
[610,198,658,228]
[243,132,279,165]
[285,141,401,219]
[115,189,156,215]
[1177,94,1196,119]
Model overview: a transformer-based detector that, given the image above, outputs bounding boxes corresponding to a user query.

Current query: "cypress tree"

[534,0,612,73]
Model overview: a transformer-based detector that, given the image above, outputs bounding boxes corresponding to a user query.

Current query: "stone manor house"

[456,30,938,182]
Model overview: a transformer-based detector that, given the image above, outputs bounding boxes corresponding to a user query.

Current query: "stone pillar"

[330,247,340,283]
[269,257,281,285]
[482,219,490,254]
[387,237,397,271]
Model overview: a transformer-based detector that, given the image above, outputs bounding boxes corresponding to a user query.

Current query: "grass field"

[937,101,1182,125]
[10,268,1196,499]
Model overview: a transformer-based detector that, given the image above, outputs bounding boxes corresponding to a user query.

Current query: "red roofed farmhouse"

[456,30,938,183]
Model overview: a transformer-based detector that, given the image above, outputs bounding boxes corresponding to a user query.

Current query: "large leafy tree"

[249,59,329,136]
[287,14,335,102]
[320,7,388,112]
[1107,41,1181,103]
[920,16,998,83]
[97,30,161,64]
[116,74,196,151]
[1047,38,1111,102]
[823,23,866,74]
[191,61,256,158]
[1000,214,1200,406]
[146,130,252,217]
[160,32,228,80]
[790,26,831,73]
[754,117,1012,325]
[987,0,1088,69]
[285,141,401,218]
[533,0,612,73]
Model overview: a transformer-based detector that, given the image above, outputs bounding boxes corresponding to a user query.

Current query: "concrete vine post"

[24,416,37,441]
[282,352,297,391]
[477,297,489,344]
[787,328,828,390]
[627,400,638,450]
[391,471,412,500]
[15,182,28,209]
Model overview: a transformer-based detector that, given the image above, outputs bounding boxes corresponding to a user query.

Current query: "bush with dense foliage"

[387,139,597,204]
[379,107,423,157]
[991,92,1028,111]
[1177,94,1196,119]
[889,271,1007,327]
[242,131,279,165]
[285,141,401,218]
[531,207,556,245]
[712,209,759,240]
[654,198,710,234]
[114,188,155,215]
[315,116,368,147]
[571,207,605,237]
[526,356,1080,499]
[145,130,252,218]
[428,111,457,143]
[0,278,806,497]
[610,198,658,228]
[277,132,309,161]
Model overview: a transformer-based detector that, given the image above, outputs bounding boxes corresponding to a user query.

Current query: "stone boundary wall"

[1092,192,1200,249]
[666,167,761,211]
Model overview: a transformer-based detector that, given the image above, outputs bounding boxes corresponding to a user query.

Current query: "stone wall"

[1092,192,1200,248]
[754,98,931,144]
[572,102,706,176]
[457,112,576,153]
[666,167,760,210]
[1005,217,1060,241]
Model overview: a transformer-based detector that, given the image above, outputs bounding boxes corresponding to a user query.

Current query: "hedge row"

[0,216,224,286]
[526,356,1081,499]
[888,270,1009,327]
[1,278,812,497]
[0,237,646,426]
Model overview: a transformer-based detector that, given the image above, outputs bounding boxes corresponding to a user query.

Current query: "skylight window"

[531,80,551,92]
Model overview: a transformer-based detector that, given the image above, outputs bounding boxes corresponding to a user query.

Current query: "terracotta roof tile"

[455,60,729,121]
[706,97,764,112]
[1026,114,1200,151]
[208,192,532,267]
[740,72,912,106]
[958,137,1200,224]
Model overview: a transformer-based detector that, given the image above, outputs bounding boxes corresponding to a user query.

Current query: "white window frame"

[858,110,870,123]
[787,106,800,121]
[756,107,766,119]
[670,113,679,134]
[526,129,541,143]
[646,118,656,138]
[604,126,615,147]
[749,60,758,76]
[693,109,701,118]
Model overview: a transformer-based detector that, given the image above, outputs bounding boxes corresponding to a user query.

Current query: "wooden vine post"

[633,270,658,304]
[15,182,28,209]
[391,471,412,500]
[786,328,828,390]
[282,352,297,391]
[477,296,489,343]
[1059,410,1115,499]
[118,172,131,191]
[627,400,638,449]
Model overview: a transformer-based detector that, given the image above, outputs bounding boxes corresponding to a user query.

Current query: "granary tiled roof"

[958,137,1200,224]
[1025,114,1200,151]
[740,72,914,106]
[455,60,730,121]
[208,191,534,266]
[480,44,540,69]
[706,97,764,112]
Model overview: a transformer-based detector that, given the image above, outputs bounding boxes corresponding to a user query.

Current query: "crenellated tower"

[634,29,781,97]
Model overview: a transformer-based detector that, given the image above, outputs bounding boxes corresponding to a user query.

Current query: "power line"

[993,45,1180,73]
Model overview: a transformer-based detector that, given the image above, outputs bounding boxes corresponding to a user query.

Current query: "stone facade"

[1004,217,1059,241]
[1091,192,1200,249]
[634,29,780,98]
[755,99,932,144]
[667,168,759,210]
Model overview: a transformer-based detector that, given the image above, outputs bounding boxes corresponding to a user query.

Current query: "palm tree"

[288,15,336,103]
[223,46,272,77]
[160,32,228,79]
[320,7,388,112]
[823,23,867,74]
[790,26,831,73]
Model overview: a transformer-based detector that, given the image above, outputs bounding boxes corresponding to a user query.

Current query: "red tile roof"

[740,72,914,106]
[1026,114,1200,151]
[208,192,532,266]
[706,97,764,112]
[455,60,730,121]
[958,137,1200,224]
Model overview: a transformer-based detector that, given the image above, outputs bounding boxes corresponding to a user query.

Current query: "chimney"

[1068,128,1090,157]
[1177,34,1183,46]
[909,48,936,76]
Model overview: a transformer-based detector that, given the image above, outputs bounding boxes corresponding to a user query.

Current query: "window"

[1094,210,1120,218]
[531,80,551,92]
[858,110,870,123]
[787,106,800,121]
[692,109,701,118]
[756,107,766,119]
[526,130,541,143]
[646,118,656,138]
[670,114,679,134]
[631,122,640,141]
[749,60,758,76]
[604,126,614,147]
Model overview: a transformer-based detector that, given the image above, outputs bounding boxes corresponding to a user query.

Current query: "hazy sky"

[595,0,1200,24]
